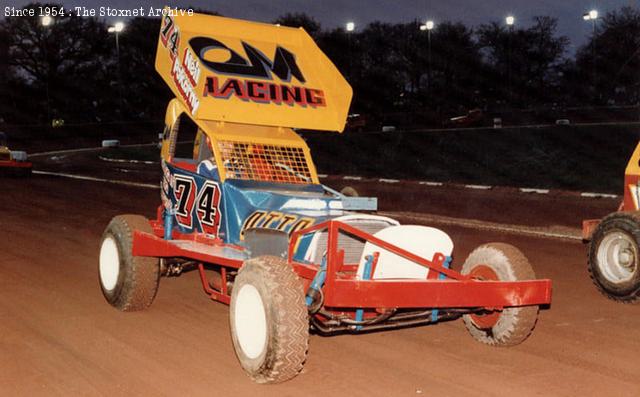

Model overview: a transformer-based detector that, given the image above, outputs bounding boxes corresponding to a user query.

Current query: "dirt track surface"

[2,171,638,395]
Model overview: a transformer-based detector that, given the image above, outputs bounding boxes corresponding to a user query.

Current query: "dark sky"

[2,0,637,52]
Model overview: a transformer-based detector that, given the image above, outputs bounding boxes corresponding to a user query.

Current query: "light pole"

[108,22,125,120]
[346,21,355,82]
[506,16,515,101]
[40,16,53,124]
[420,20,435,91]
[583,10,598,95]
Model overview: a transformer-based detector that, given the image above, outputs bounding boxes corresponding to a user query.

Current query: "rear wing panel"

[155,12,352,132]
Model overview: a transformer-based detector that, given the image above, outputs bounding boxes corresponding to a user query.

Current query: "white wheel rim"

[597,231,637,283]
[234,284,267,359]
[99,236,120,291]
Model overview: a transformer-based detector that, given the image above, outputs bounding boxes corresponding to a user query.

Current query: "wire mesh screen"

[216,141,314,184]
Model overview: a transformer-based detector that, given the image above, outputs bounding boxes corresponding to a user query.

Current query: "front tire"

[99,215,160,311]
[588,212,640,303]
[230,255,308,384]
[461,243,539,346]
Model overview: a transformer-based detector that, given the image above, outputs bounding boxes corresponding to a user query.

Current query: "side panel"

[162,164,332,259]
[162,161,224,237]
[222,181,324,247]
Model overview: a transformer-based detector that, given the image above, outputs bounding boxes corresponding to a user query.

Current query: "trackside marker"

[98,156,157,165]
[29,142,160,158]
[33,170,158,189]
[464,184,492,190]
[580,192,618,199]
[520,188,550,194]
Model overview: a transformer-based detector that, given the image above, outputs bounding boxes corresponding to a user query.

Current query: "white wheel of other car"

[588,212,640,302]
[597,231,637,283]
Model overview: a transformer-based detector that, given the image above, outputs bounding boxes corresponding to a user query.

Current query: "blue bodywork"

[161,160,359,261]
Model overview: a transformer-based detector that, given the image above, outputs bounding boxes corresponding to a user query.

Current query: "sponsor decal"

[240,210,313,240]
[203,77,325,107]
[189,36,326,108]
[161,160,173,210]
[161,15,201,115]
[171,48,201,114]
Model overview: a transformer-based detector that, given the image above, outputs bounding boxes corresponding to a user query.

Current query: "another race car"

[0,132,32,176]
[583,142,640,302]
[99,11,552,384]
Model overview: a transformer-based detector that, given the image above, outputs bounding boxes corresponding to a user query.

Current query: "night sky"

[2,0,637,52]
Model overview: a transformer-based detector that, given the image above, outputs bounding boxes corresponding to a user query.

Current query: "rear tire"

[340,186,359,197]
[230,255,308,384]
[588,212,640,303]
[99,215,160,311]
[461,243,539,346]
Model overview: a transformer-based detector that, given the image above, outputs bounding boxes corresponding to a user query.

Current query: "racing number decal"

[160,14,180,59]
[174,175,196,228]
[173,176,222,234]
[195,181,222,234]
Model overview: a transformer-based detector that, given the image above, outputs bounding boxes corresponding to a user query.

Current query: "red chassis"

[133,216,552,313]
[0,159,32,168]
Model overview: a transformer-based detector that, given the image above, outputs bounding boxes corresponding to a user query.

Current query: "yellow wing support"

[161,99,319,184]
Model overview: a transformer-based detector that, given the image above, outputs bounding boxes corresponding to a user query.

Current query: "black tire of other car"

[230,255,308,384]
[99,215,160,311]
[461,243,539,346]
[588,212,640,303]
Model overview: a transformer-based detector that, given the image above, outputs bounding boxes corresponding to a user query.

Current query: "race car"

[99,11,552,384]
[0,131,32,176]
[583,142,640,302]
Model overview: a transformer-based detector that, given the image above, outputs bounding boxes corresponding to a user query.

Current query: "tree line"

[0,3,638,128]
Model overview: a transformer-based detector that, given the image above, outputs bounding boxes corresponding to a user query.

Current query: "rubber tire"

[461,243,539,346]
[99,215,160,311]
[340,186,359,197]
[230,255,308,384]
[588,212,640,303]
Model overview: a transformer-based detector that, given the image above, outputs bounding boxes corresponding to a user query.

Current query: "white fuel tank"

[357,225,453,279]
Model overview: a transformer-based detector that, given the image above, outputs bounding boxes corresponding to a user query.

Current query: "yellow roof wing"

[155,12,352,132]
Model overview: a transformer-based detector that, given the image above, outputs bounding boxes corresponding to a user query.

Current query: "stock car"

[583,142,640,302]
[99,11,552,384]
[0,132,32,176]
